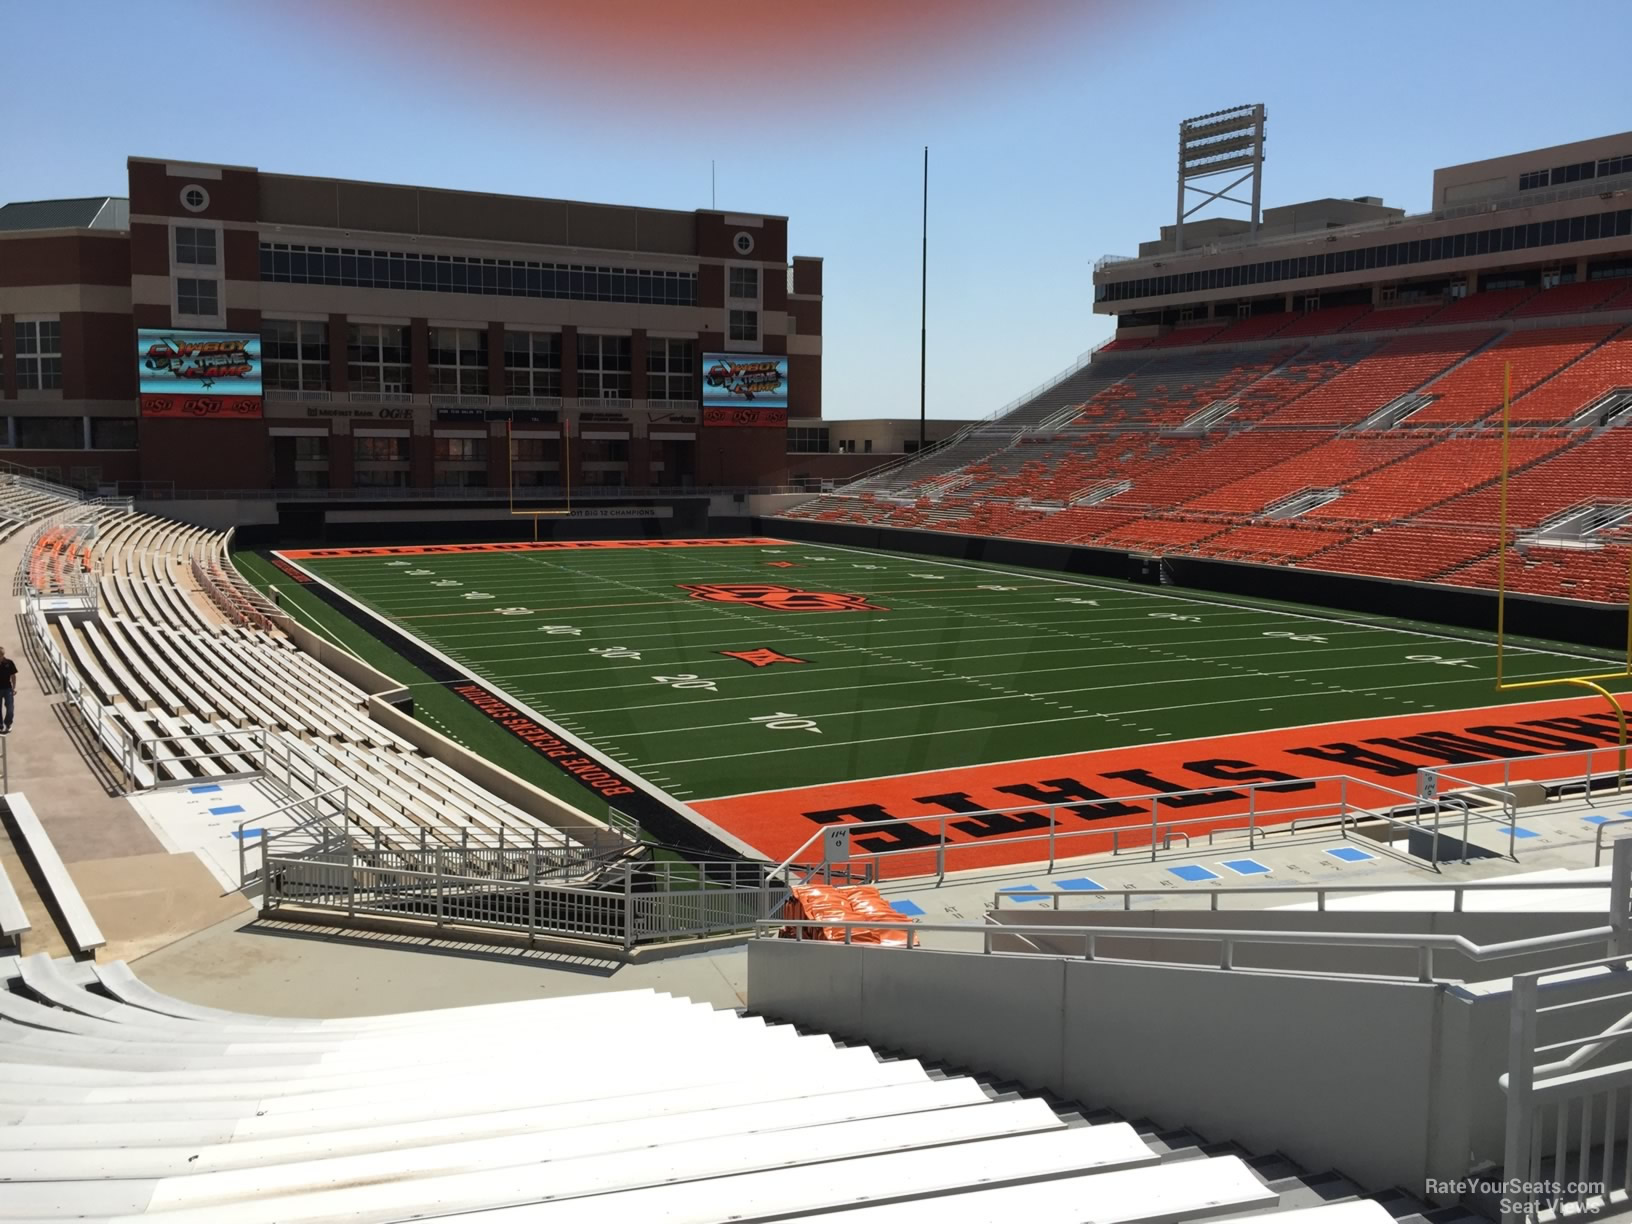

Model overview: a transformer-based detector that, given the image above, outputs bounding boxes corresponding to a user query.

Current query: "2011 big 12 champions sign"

[137,330,264,419]
[701,354,788,427]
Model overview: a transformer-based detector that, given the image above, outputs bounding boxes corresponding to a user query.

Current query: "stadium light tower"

[1174,103,1267,253]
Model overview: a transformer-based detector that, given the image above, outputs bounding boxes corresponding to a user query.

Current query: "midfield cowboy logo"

[678,583,887,612]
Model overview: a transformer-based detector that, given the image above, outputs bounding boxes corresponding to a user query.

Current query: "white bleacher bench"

[0,954,1404,1222]
[0,854,29,949]
[1,795,104,956]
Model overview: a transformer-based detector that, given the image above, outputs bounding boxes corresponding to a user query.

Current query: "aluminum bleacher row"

[17,504,590,864]
[785,281,1632,605]
[0,949,1399,1223]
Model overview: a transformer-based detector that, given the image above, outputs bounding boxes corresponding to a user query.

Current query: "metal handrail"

[127,729,267,793]
[755,917,1618,985]
[1599,818,1632,865]
[993,876,1615,913]
[771,774,1466,887]
[119,483,809,501]
[237,784,352,888]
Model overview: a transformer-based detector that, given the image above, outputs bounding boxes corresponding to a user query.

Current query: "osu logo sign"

[140,394,263,420]
[679,583,886,613]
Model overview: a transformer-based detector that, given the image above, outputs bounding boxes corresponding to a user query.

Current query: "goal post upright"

[507,414,573,536]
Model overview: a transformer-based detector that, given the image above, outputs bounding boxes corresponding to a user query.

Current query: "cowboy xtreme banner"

[702,354,789,408]
[138,330,263,419]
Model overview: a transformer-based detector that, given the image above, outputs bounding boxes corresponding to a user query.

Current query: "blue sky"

[3,0,1628,419]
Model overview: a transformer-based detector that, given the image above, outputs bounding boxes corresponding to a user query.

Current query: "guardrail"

[125,728,268,794]
[772,774,1476,888]
[1422,745,1632,859]
[119,483,808,502]
[754,917,1618,985]
[991,876,1616,913]
[23,597,136,778]
[1501,841,1632,1222]
[1423,745,1632,808]
[266,853,774,949]
[237,784,353,890]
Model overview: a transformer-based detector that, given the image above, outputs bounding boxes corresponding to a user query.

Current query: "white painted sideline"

[2,793,103,955]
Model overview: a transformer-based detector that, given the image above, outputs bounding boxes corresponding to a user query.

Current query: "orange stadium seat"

[1202,313,1296,344]
[1449,544,1632,605]
[1510,278,1632,317]
[1190,522,1351,563]
[1302,434,1570,524]
[1273,303,1373,338]
[1265,330,1496,426]
[1306,525,1503,581]
[1428,287,1537,323]
[1347,303,1443,331]
[1506,325,1632,422]
[1185,435,1430,515]
[1425,429,1632,529]
[1404,325,1617,425]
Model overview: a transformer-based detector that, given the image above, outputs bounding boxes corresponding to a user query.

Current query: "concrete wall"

[747,940,1632,1196]
[748,939,1448,1190]
[137,499,280,530]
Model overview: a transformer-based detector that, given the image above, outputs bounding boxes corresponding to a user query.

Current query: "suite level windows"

[14,321,61,391]
[263,320,329,392]
[504,331,561,398]
[1520,154,1632,191]
[260,243,696,307]
[433,437,486,462]
[787,427,829,454]
[347,324,410,394]
[293,436,329,462]
[176,277,218,317]
[729,309,759,342]
[355,436,408,462]
[512,438,554,462]
[577,334,631,400]
[728,266,760,300]
[1096,206,1632,302]
[646,338,695,400]
[174,226,216,266]
[429,327,488,396]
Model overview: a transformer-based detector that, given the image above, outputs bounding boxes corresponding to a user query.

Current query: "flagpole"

[919,146,928,452]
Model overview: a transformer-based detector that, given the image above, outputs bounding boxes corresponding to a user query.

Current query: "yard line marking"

[542,649,1581,718]
[645,666,1631,770]
[781,539,1619,668]
[594,656,1617,741]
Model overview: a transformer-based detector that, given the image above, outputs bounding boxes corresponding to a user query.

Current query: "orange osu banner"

[703,406,787,428]
[141,394,263,420]
[692,694,1632,874]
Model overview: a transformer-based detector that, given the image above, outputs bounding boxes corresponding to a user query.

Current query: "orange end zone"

[277,538,785,560]
[691,695,1631,876]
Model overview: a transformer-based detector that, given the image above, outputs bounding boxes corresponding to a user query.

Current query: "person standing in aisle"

[0,646,16,733]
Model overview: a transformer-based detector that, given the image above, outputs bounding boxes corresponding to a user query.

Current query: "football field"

[258,537,1632,868]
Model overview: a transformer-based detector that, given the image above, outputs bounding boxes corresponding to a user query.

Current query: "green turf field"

[258,538,1626,812]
